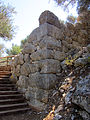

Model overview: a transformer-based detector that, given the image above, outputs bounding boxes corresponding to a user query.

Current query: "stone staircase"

[0,66,30,115]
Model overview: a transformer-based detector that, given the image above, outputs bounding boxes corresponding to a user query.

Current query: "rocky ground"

[43,45,90,120]
[0,110,46,120]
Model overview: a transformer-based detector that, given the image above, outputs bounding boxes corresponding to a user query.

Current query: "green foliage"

[20,35,29,48]
[53,0,90,13]
[65,55,77,65]
[67,15,77,24]
[0,1,16,41]
[0,44,5,57]
[88,56,90,63]
[6,44,21,55]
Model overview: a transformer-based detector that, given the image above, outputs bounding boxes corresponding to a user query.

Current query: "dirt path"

[0,110,45,120]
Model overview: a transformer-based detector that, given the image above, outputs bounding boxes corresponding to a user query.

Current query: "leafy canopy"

[0,44,4,57]
[6,35,29,56]
[6,44,21,55]
[20,35,29,48]
[54,0,90,13]
[0,0,16,41]
[67,15,77,24]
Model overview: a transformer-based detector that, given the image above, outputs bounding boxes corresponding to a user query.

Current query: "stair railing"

[0,55,17,66]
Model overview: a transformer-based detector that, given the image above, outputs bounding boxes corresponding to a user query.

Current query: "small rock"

[87,44,90,52]
[79,110,90,120]
[54,105,63,113]
[53,114,62,120]
[65,91,72,105]
[74,57,88,67]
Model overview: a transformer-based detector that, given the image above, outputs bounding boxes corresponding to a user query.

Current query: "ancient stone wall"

[11,10,89,111]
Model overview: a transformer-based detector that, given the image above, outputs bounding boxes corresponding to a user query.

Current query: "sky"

[0,0,78,50]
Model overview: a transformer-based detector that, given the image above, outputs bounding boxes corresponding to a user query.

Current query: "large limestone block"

[17,75,29,89]
[72,75,90,113]
[47,23,63,40]
[39,36,61,50]
[28,23,63,43]
[22,43,36,54]
[29,63,39,73]
[25,87,49,103]
[39,10,61,29]
[74,57,88,67]
[87,44,90,53]
[39,59,61,74]
[30,49,54,61]
[54,51,66,61]
[66,22,74,30]
[20,63,30,76]
[28,98,47,111]
[24,54,30,63]
[15,65,21,76]
[29,72,57,90]
[18,53,24,65]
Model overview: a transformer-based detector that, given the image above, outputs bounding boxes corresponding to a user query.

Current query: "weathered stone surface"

[39,10,61,29]
[22,43,36,54]
[65,36,72,44]
[39,36,61,50]
[17,75,29,89]
[72,41,80,48]
[39,59,61,74]
[15,65,20,76]
[74,57,88,67]
[79,110,90,120]
[29,63,39,73]
[72,75,90,113]
[47,40,61,50]
[53,114,62,120]
[87,44,90,52]
[25,87,49,103]
[20,63,30,75]
[28,98,47,111]
[30,49,54,61]
[66,22,74,30]
[47,23,63,40]
[18,53,24,64]
[28,25,47,43]
[60,60,67,70]
[29,72,57,90]
[24,54,30,63]
[28,23,63,43]
[54,51,66,61]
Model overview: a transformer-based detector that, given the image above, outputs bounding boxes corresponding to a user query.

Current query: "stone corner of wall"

[38,10,61,29]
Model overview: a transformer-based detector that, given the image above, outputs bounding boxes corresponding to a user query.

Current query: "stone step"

[0,76,10,78]
[0,79,11,82]
[0,71,11,75]
[0,94,23,99]
[0,107,30,115]
[0,78,10,80]
[0,80,12,84]
[0,66,31,115]
[0,87,17,91]
[0,65,11,71]
[0,103,28,111]
[0,84,16,87]
[0,98,25,105]
[0,91,19,95]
